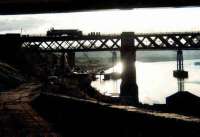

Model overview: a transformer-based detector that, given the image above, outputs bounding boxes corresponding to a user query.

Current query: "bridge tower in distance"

[173,50,188,92]
[112,51,117,72]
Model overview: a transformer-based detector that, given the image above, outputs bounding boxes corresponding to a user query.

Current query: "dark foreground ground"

[0,83,200,137]
[0,49,200,137]
[33,92,200,137]
[0,83,59,136]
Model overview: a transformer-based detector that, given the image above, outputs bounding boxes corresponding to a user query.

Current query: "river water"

[91,59,200,105]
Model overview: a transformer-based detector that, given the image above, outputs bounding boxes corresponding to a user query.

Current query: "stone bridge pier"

[120,32,139,105]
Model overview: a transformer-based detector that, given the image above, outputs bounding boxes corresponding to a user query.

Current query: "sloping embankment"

[0,62,24,91]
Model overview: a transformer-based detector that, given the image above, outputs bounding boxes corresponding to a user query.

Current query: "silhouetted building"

[166,91,200,115]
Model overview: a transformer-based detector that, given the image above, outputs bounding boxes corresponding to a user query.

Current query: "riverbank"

[76,50,200,63]
[32,92,200,137]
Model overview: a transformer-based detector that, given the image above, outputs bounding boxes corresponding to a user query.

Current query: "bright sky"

[1,7,200,35]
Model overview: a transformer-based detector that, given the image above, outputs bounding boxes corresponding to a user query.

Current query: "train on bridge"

[46,28,83,37]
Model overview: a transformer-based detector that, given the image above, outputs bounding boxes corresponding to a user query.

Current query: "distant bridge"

[21,32,200,52]
[2,31,200,104]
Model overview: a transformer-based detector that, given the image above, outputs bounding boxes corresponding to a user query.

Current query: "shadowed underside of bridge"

[21,32,200,52]
[0,0,200,15]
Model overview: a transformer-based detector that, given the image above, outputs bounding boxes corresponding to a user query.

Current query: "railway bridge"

[2,31,200,104]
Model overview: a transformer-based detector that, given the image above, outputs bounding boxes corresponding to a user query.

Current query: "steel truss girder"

[21,32,200,52]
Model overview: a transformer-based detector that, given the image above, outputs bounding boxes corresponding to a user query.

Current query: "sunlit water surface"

[91,60,200,105]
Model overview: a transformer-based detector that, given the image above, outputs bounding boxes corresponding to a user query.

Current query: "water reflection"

[91,60,200,105]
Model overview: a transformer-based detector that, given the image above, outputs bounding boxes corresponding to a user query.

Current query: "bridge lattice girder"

[21,32,200,52]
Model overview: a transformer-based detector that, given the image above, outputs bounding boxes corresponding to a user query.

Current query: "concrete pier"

[120,32,139,104]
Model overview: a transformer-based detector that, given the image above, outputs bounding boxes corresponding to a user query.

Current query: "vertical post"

[60,52,72,76]
[120,32,139,105]
[67,52,75,69]
[173,50,188,92]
